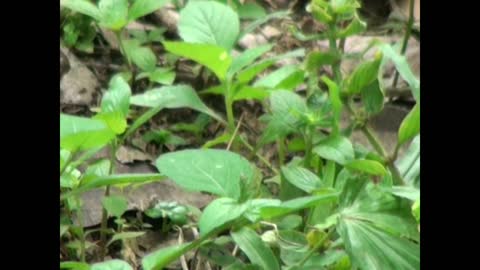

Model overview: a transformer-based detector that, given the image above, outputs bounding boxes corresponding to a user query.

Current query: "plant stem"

[277,138,286,167]
[225,82,235,133]
[238,136,279,175]
[76,200,86,262]
[99,141,118,260]
[297,229,334,267]
[328,24,342,83]
[304,129,313,169]
[392,0,415,88]
[361,125,387,158]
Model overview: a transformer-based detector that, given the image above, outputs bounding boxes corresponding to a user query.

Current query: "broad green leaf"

[231,227,280,270]
[144,68,175,85]
[60,0,101,20]
[98,75,131,133]
[233,85,270,101]
[281,166,323,193]
[130,85,223,122]
[361,79,384,115]
[199,197,247,236]
[61,173,165,199]
[107,231,146,246]
[80,159,111,185]
[156,149,253,200]
[98,0,128,30]
[60,261,90,270]
[259,90,308,145]
[276,215,303,230]
[254,65,304,90]
[130,46,157,72]
[178,1,240,50]
[346,55,382,94]
[305,51,341,71]
[260,193,339,219]
[91,259,132,270]
[60,114,116,151]
[142,243,190,270]
[313,135,354,165]
[228,44,273,78]
[384,186,420,201]
[243,199,282,223]
[398,104,420,146]
[345,159,387,176]
[163,41,232,81]
[396,135,420,186]
[379,43,420,102]
[331,0,360,15]
[339,180,419,241]
[102,195,128,218]
[277,230,309,266]
[237,3,266,19]
[337,218,419,270]
[128,0,169,22]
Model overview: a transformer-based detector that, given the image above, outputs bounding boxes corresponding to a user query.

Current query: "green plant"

[60,0,420,268]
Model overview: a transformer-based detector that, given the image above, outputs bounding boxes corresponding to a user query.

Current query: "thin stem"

[99,141,118,260]
[227,113,244,151]
[361,125,387,158]
[277,138,286,167]
[238,136,279,175]
[76,197,86,262]
[304,129,313,169]
[392,0,415,88]
[225,89,235,133]
[328,25,342,83]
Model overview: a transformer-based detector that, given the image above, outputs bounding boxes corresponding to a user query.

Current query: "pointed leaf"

[128,0,169,21]
[281,166,323,193]
[313,135,354,165]
[398,104,420,146]
[345,159,387,176]
[60,114,116,151]
[199,198,247,235]
[231,227,280,270]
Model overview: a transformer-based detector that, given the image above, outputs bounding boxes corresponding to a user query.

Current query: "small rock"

[261,25,281,39]
[60,44,100,106]
[239,33,268,49]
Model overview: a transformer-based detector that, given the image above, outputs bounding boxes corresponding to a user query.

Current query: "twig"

[227,113,244,151]
[177,226,190,270]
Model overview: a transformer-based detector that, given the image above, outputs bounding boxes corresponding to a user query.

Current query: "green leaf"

[61,173,165,199]
[396,135,420,186]
[384,186,419,201]
[60,261,90,270]
[231,227,280,270]
[361,79,384,115]
[91,259,132,270]
[277,230,309,266]
[102,195,128,218]
[337,15,366,38]
[281,166,323,193]
[260,193,339,220]
[237,49,305,83]
[345,159,387,176]
[60,114,116,151]
[321,76,342,133]
[233,85,270,101]
[199,198,247,236]
[130,85,223,123]
[254,65,305,90]
[128,0,169,22]
[313,135,354,165]
[239,10,289,40]
[379,43,420,102]
[144,68,175,85]
[346,55,382,94]
[337,218,419,270]
[259,90,308,145]
[123,40,157,72]
[228,44,273,78]
[412,199,420,223]
[98,74,131,134]
[156,149,253,200]
[61,0,101,20]
[202,133,232,148]
[237,3,266,19]
[142,243,190,270]
[81,159,111,185]
[305,51,341,71]
[398,104,420,146]
[107,231,146,246]
[163,41,232,81]
[98,0,128,30]
[178,1,240,50]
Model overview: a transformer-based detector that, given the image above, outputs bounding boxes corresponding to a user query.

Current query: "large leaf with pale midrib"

[130,85,223,122]
[231,227,280,270]
[178,1,239,51]
[156,149,253,200]
[60,114,116,151]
